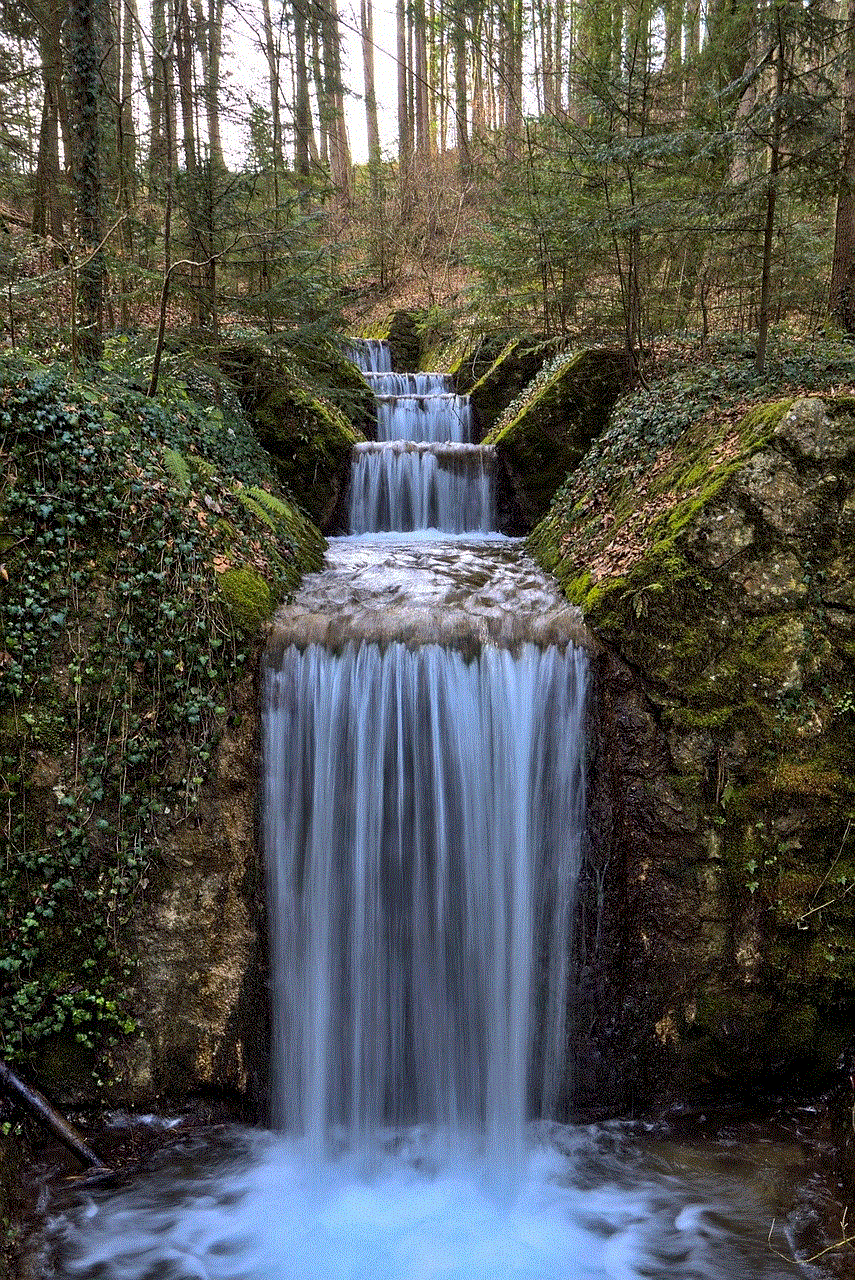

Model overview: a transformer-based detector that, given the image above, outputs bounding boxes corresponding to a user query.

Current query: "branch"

[0,1059,105,1170]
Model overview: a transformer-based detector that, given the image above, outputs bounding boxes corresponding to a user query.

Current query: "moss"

[0,362,327,1089]
[485,348,631,526]
[217,566,273,634]
[360,310,423,370]
[219,340,363,528]
[772,762,848,798]
[466,339,545,438]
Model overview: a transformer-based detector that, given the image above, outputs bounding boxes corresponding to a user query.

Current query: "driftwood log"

[0,1059,105,1169]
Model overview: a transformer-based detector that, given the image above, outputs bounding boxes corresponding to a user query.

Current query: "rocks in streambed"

[531,393,855,1107]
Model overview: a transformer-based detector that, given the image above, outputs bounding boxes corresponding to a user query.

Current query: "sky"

[216,0,402,167]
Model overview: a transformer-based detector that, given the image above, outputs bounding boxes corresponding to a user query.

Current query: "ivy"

[0,358,321,1073]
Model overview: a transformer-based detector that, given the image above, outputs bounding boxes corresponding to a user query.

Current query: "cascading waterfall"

[347,341,494,532]
[349,442,495,534]
[47,337,813,1280]
[266,338,585,1181]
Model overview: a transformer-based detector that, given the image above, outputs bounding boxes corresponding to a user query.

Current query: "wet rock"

[123,669,267,1111]
[219,341,366,529]
[732,450,814,539]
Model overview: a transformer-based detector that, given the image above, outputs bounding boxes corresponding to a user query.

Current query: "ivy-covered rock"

[218,341,368,529]
[484,348,632,527]
[531,387,855,1105]
[0,360,324,1106]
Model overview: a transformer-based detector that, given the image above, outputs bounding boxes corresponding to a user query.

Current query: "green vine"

[0,357,323,1074]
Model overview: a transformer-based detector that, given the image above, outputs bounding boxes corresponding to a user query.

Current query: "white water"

[264,638,587,1173]
[347,340,488,532]
[43,339,815,1280]
[349,442,495,533]
[375,389,473,444]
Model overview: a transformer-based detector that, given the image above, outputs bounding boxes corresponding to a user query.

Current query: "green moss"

[0,361,325,1083]
[484,348,631,526]
[220,340,362,527]
[217,566,273,634]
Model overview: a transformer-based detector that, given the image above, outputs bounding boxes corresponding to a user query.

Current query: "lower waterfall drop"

[264,636,587,1179]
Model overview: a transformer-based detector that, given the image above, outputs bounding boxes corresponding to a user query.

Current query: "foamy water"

[45,1124,809,1280]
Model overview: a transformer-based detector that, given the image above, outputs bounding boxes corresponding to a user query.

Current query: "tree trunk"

[360,0,382,197]
[397,0,413,212]
[292,0,314,205]
[32,10,68,243]
[319,0,352,205]
[756,9,785,373]
[191,0,226,169]
[830,0,855,328]
[67,0,105,361]
[453,0,471,173]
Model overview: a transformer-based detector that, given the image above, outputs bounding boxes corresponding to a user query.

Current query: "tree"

[66,0,105,360]
[830,0,855,328]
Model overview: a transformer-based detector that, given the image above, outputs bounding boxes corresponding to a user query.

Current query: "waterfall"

[347,340,494,532]
[263,640,587,1173]
[349,442,495,534]
[50,339,813,1280]
[346,338,392,374]
[265,339,589,1184]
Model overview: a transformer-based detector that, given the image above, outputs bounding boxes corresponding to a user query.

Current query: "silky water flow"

[45,340,813,1280]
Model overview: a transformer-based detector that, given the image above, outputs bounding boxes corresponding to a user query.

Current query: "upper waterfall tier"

[364,372,454,396]
[347,338,392,373]
[375,391,474,444]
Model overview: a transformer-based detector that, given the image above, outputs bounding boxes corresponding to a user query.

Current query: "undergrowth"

[548,333,855,527]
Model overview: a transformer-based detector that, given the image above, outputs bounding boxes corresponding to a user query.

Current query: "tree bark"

[360,0,382,196]
[756,9,785,373]
[191,0,226,169]
[830,0,855,328]
[0,1061,104,1170]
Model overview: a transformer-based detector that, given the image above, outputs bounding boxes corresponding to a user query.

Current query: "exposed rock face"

[123,668,268,1112]
[532,396,855,1105]
[484,349,633,527]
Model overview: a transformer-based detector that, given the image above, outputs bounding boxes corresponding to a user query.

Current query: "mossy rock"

[535,387,855,1100]
[485,348,632,527]
[217,567,272,634]
[364,310,423,371]
[218,342,364,528]
[466,339,546,439]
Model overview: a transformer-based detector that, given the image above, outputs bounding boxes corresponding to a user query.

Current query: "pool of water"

[39,1118,826,1280]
